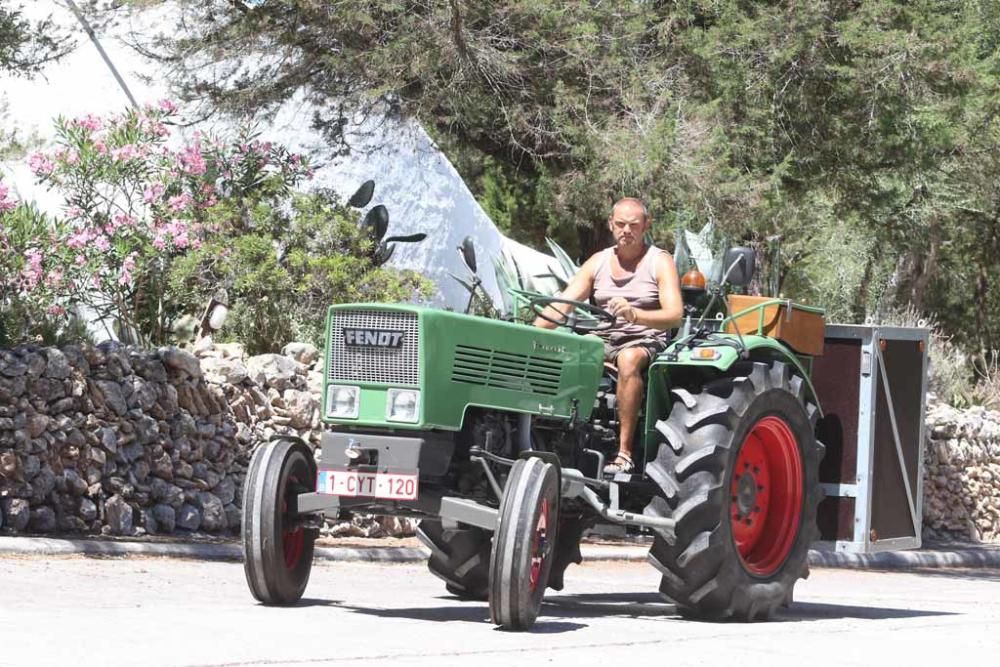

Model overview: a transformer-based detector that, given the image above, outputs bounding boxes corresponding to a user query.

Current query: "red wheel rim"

[283,527,304,570]
[529,498,551,592]
[730,416,803,576]
[281,474,304,570]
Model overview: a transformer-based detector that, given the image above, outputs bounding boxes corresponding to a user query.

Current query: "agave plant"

[490,237,581,323]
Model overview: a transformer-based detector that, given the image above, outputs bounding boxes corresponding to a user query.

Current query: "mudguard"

[653,333,823,417]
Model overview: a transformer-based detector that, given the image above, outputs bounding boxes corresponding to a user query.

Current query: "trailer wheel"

[242,438,317,605]
[489,457,559,630]
[417,520,492,600]
[644,360,823,621]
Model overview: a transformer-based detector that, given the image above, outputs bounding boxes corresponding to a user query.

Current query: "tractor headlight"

[327,385,360,419]
[386,388,420,423]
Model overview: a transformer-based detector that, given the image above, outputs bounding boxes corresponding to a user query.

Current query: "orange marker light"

[681,268,707,291]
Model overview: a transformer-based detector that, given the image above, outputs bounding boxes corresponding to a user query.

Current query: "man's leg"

[613,346,652,465]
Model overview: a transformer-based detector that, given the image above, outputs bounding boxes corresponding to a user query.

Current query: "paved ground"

[1,556,998,667]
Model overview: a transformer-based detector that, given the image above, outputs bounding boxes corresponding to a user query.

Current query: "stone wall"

[0,340,410,538]
[1,342,998,543]
[923,402,1000,543]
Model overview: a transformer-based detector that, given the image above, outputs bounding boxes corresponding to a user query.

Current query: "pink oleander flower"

[94,236,111,252]
[66,206,84,219]
[73,114,102,132]
[75,255,87,266]
[143,184,166,203]
[28,152,55,176]
[111,144,140,162]
[152,234,167,250]
[158,99,177,114]
[165,219,187,237]
[119,253,137,285]
[45,268,64,288]
[178,143,207,175]
[22,249,44,288]
[47,305,66,316]
[67,229,92,250]
[168,193,192,212]
[64,149,80,165]
[113,213,136,228]
[93,141,107,155]
[0,183,17,212]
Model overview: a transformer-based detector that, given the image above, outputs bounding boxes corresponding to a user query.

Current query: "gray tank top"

[592,245,666,344]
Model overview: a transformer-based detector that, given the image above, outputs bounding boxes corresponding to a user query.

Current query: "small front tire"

[488,457,559,631]
[242,438,317,605]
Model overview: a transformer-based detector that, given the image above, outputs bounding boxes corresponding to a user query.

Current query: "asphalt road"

[1,556,998,667]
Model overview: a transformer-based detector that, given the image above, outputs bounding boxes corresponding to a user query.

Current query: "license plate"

[316,469,418,501]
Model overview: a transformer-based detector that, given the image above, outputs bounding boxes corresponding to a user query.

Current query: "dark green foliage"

[166,192,432,354]
[0,2,70,76]
[139,0,1000,352]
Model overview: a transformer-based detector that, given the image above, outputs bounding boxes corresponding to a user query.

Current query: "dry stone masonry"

[0,341,413,538]
[923,401,1000,543]
[0,343,996,543]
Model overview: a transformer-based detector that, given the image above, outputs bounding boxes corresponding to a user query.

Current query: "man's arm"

[532,253,601,329]
[605,253,683,330]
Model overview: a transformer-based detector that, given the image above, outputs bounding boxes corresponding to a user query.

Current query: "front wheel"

[488,457,559,630]
[644,360,823,620]
[242,438,317,605]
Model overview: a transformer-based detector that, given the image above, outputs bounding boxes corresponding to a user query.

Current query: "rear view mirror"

[723,247,755,287]
[459,236,477,274]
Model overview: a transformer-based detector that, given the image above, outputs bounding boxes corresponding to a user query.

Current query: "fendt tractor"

[240,236,926,631]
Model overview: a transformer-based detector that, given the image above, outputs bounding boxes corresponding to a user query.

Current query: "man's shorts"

[602,334,668,364]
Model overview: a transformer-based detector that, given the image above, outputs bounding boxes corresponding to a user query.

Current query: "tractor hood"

[321,304,604,431]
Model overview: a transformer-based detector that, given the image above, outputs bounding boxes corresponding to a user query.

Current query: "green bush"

[167,192,432,354]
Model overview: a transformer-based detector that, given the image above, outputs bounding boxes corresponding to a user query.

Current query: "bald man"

[534,198,682,474]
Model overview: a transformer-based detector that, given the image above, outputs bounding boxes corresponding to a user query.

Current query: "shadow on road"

[543,591,674,619]
[314,591,956,628]
[779,601,957,622]
[334,601,587,633]
[335,602,490,624]
[289,598,344,608]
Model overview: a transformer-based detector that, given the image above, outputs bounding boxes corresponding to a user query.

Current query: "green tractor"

[241,241,830,630]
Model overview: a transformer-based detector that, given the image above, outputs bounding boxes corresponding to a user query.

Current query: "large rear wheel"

[644,360,823,620]
[417,520,492,600]
[242,438,317,605]
[489,457,559,630]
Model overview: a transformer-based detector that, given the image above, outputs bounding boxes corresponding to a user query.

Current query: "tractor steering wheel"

[529,295,617,334]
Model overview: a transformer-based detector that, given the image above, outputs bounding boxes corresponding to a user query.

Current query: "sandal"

[603,452,634,475]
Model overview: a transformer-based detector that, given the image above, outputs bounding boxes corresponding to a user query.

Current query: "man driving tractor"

[533,197,683,473]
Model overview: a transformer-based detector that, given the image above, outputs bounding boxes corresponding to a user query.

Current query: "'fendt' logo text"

[343,328,406,349]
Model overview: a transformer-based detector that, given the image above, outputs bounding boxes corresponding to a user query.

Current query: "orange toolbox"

[724,295,826,356]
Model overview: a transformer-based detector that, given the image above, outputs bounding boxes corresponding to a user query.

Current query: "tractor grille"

[327,310,420,386]
[451,345,562,396]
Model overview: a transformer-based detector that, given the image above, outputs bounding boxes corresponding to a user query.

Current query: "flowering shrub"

[3,102,310,344]
[3,104,430,351]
